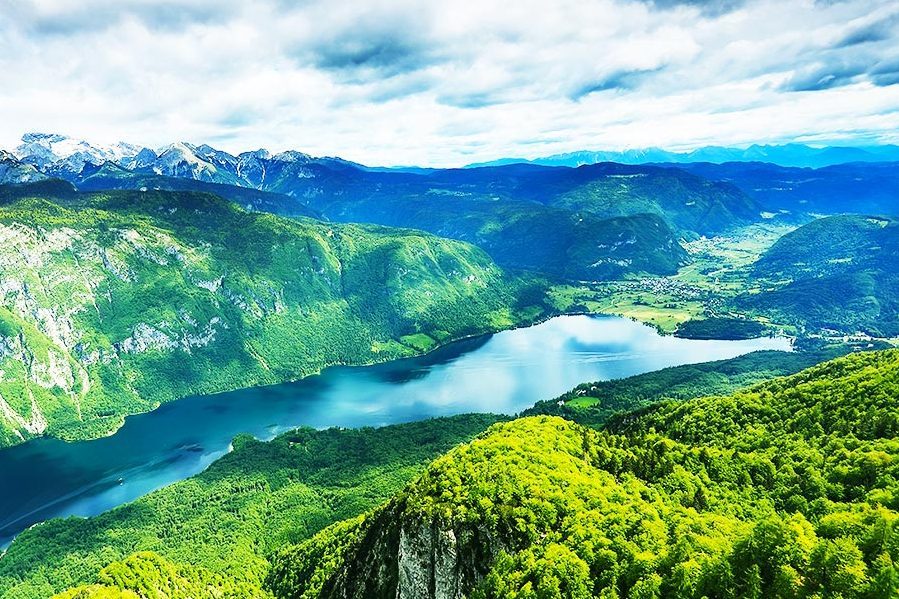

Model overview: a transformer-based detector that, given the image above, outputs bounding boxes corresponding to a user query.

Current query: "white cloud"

[0,0,897,166]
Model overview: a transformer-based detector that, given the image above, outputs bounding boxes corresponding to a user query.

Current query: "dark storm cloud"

[783,45,899,92]
[286,4,444,84]
[304,34,437,79]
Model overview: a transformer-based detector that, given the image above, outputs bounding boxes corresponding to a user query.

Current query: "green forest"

[0,188,547,447]
[2,348,895,599]
[269,349,899,599]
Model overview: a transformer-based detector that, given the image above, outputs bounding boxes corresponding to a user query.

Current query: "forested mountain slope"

[753,215,899,280]
[250,162,754,279]
[743,215,899,336]
[10,348,898,598]
[523,345,862,428]
[1,415,503,599]
[268,349,899,598]
[0,151,46,185]
[73,164,323,219]
[0,186,543,447]
[269,162,760,238]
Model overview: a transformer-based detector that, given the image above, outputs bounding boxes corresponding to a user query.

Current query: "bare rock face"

[396,522,462,599]
[319,503,506,599]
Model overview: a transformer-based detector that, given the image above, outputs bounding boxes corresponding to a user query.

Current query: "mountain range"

[9,133,364,188]
[466,143,899,169]
[5,134,769,281]
[9,134,899,181]
[7,132,899,292]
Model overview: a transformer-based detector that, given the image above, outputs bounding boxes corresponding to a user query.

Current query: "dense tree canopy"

[13,349,899,599]
[270,350,899,598]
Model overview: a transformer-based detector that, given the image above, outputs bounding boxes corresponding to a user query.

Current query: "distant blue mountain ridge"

[464,143,899,169]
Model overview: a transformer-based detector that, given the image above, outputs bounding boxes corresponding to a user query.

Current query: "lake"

[0,315,791,547]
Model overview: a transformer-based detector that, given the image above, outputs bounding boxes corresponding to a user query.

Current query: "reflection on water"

[0,315,790,547]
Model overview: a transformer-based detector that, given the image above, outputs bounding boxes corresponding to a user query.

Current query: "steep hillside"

[253,161,760,239]
[268,349,899,598]
[753,215,899,280]
[0,187,544,447]
[546,163,761,235]
[75,162,697,280]
[523,345,863,428]
[0,415,503,599]
[313,194,689,281]
[743,215,899,335]
[73,164,322,219]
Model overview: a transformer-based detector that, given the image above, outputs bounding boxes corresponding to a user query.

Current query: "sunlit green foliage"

[0,415,503,599]
[52,552,267,599]
[270,349,899,598]
[523,347,858,429]
[673,317,768,340]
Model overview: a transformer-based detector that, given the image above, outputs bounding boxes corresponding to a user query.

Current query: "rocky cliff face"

[316,505,506,599]
[265,418,599,599]
[0,151,47,184]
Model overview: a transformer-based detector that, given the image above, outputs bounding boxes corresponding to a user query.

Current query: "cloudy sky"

[1,0,898,166]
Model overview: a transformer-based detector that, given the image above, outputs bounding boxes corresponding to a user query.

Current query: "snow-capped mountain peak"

[272,150,312,163]
[150,142,235,183]
[4,134,328,187]
[15,133,145,171]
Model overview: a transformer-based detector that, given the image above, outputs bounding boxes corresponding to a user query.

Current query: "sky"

[1,0,899,166]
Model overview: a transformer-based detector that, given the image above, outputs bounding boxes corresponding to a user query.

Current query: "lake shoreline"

[0,314,792,550]
[1,303,796,454]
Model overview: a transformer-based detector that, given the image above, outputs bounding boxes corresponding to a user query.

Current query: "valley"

[0,187,549,448]
[5,2,899,596]
[0,135,896,599]
[1,346,894,599]
[0,315,788,551]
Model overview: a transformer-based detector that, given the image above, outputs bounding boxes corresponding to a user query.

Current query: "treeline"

[523,346,858,429]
